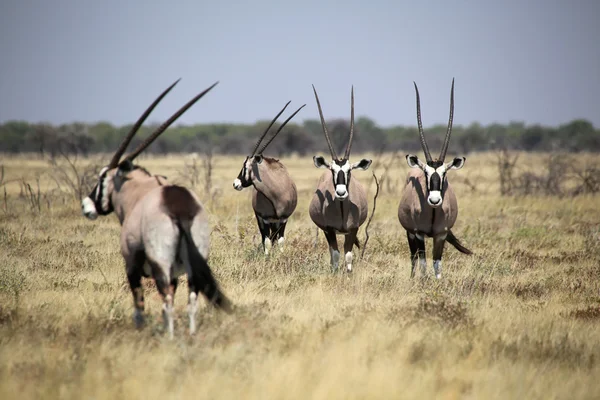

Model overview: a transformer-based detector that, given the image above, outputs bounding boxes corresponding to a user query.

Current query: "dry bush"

[497,150,600,197]
[496,147,519,195]
[177,148,220,203]
[47,146,99,200]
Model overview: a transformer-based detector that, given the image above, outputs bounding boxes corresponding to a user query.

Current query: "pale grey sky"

[0,1,598,128]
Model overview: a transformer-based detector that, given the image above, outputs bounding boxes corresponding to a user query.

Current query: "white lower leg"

[433,260,442,279]
[277,236,285,252]
[330,248,340,271]
[263,237,272,255]
[163,294,174,339]
[188,292,198,335]
[345,251,353,272]
[419,258,427,277]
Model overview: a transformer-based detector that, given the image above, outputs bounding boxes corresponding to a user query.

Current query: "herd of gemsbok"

[81,78,472,338]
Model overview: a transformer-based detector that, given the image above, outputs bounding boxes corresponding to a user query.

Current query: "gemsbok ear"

[406,154,422,169]
[117,159,135,176]
[447,157,466,170]
[313,156,328,169]
[254,154,263,164]
[351,159,372,171]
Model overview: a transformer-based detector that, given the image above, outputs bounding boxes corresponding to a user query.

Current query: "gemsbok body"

[81,79,231,339]
[398,79,472,279]
[233,102,305,254]
[309,86,372,272]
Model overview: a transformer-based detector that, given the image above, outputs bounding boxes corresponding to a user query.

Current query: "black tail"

[446,230,473,255]
[176,221,233,313]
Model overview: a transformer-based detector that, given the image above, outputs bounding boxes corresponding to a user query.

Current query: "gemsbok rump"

[81,79,232,339]
[309,85,372,272]
[398,79,472,279]
[233,101,305,254]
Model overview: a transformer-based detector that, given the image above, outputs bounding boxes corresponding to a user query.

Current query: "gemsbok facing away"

[81,79,232,339]
[398,79,472,279]
[309,85,372,273]
[233,101,305,254]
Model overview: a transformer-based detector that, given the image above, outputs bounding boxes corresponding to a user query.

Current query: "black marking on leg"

[255,212,271,251]
[407,232,419,278]
[432,235,446,261]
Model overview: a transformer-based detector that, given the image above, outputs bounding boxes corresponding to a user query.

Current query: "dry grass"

[1,152,599,400]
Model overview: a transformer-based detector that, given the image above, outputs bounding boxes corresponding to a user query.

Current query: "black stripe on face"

[236,157,253,187]
[430,172,441,192]
[93,171,114,215]
[336,170,346,186]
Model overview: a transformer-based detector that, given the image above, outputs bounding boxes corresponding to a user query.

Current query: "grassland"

[0,152,599,399]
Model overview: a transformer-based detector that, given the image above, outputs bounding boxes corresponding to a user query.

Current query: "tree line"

[1,117,599,156]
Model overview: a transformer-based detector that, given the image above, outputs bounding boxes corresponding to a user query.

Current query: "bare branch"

[361,172,380,259]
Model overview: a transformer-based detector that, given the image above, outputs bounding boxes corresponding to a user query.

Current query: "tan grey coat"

[309,170,368,233]
[233,101,305,254]
[81,79,231,339]
[399,79,472,280]
[309,85,372,273]
[251,157,297,221]
[398,168,458,237]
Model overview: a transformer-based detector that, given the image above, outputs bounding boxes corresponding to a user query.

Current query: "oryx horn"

[344,85,355,160]
[257,103,306,155]
[438,78,455,162]
[312,85,338,160]
[123,81,219,162]
[250,101,291,156]
[413,81,433,163]
[108,78,181,168]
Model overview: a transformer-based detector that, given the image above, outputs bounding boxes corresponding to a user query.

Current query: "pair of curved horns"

[250,102,306,156]
[108,80,218,168]
[414,78,455,163]
[312,85,355,161]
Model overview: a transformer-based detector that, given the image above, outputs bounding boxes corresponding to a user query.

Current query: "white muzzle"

[81,197,98,220]
[233,179,243,191]
[427,190,442,207]
[335,184,348,200]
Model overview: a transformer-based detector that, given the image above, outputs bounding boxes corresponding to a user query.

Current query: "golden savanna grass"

[1,152,599,399]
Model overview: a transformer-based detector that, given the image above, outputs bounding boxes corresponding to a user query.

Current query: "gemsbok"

[309,85,372,272]
[233,101,305,254]
[398,79,472,279]
[81,79,232,339]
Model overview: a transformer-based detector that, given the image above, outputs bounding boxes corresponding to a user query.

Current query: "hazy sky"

[1,1,599,128]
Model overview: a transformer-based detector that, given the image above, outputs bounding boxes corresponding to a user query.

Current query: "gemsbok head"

[309,85,372,272]
[233,101,305,255]
[81,79,232,339]
[398,78,472,279]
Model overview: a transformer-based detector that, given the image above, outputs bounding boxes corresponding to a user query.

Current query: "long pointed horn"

[344,85,355,160]
[312,85,338,160]
[257,104,306,154]
[123,81,219,162]
[250,101,290,156]
[439,78,455,162]
[108,79,180,168]
[413,82,433,163]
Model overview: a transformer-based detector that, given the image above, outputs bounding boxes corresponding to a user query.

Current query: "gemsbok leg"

[432,234,447,279]
[255,213,272,255]
[407,232,419,278]
[324,229,340,271]
[269,221,287,247]
[126,252,146,328]
[343,228,359,273]
[407,233,427,278]
[148,260,176,339]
